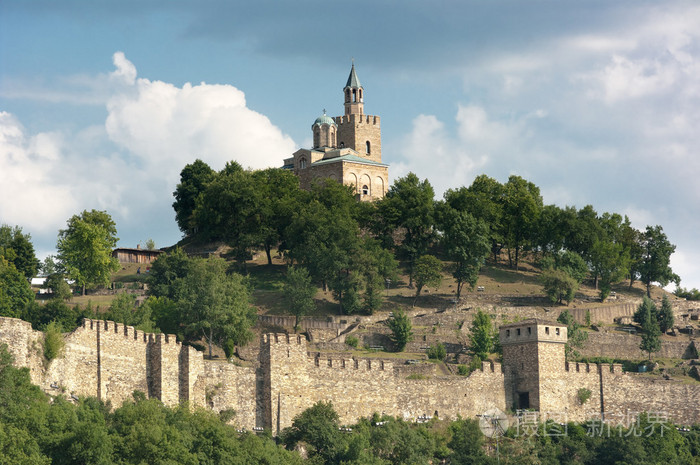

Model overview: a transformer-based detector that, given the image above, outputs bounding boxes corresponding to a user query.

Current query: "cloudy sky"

[1,1,699,290]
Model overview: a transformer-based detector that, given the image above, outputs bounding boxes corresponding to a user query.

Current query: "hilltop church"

[282,63,389,200]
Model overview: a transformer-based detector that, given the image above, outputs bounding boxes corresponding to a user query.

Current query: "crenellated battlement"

[334,114,380,126]
[565,361,600,374]
[81,318,179,346]
[480,360,503,374]
[262,333,306,345]
[311,355,392,372]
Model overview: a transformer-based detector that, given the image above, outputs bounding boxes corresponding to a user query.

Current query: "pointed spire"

[345,62,362,89]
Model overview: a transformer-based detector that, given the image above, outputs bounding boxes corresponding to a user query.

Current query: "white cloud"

[0,112,76,232]
[105,53,296,182]
[0,52,298,252]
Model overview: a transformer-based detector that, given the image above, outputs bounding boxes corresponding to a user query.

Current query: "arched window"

[299,157,307,169]
[366,141,371,154]
[339,141,345,148]
[362,185,369,195]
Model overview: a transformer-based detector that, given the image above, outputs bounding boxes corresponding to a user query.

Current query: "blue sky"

[1,1,699,291]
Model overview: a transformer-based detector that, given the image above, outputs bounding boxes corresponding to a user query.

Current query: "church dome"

[313,112,336,127]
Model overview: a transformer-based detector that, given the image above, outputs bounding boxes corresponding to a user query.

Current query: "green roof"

[311,154,387,167]
[313,113,336,127]
[345,63,362,89]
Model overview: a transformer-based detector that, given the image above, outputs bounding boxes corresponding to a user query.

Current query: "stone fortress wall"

[1,315,699,433]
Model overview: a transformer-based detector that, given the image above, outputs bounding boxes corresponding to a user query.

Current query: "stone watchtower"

[499,319,567,411]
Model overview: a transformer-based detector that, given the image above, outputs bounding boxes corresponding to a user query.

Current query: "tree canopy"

[56,210,119,295]
[0,225,40,279]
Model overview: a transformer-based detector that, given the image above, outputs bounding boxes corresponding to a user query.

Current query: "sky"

[1,1,699,290]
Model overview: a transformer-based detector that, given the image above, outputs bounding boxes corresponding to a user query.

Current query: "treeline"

[3,345,698,465]
[174,160,680,304]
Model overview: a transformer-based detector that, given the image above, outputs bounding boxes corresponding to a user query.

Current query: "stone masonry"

[0,316,699,433]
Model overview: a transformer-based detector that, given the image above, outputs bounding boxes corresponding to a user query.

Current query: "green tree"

[412,254,442,306]
[445,176,505,263]
[638,225,679,297]
[175,257,256,358]
[427,342,447,360]
[377,173,436,287]
[146,247,192,300]
[140,296,179,336]
[590,238,628,301]
[386,309,413,352]
[470,309,495,360]
[354,237,398,315]
[633,296,658,327]
[40,255,59,276]
[640,305,661,360]
[252,168,302,265]
[502,175,542,270]
[281,401,344,464]
[657,295,674,333]
[43,273,72,301]
[104,293,155,332]
[448,418,490,465]
[284,266,316,331]
[541,250,588,283]
[0,257,34,318]
[56,210,119,295]
[541,269,578,305]
[194,166,261,270]
[0,225,40,279]
[535,204,567,257]
[557,309,588,360]
[436,204,490,299]
[172,159,215,235]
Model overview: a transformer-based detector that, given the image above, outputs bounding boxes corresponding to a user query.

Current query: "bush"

[426,342,446,361]
[345,335,359,348]
[577,387,592,405]
[43,321,65,361]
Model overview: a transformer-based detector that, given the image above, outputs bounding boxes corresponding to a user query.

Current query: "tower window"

[299,157,307,169]
[528,327,531,335]
[517,329,521,336]
[556,328,560,336]
[362,185,369,196]
[506,330,510,338]
[366,141,371,154]
[545,327,549,335]
[339,141,345,148]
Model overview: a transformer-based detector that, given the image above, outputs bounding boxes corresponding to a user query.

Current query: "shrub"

[577,388,592,405]
[43,321,65,361]
[407,373,427,380]
[426,342,446,361]
[345,335,359,348]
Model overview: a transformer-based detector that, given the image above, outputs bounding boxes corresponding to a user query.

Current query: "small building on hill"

[112,245,163,264]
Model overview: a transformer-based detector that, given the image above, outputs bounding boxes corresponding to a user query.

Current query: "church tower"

[343,63,364,116]
[336,64,382,164]
[282,62,389,200]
